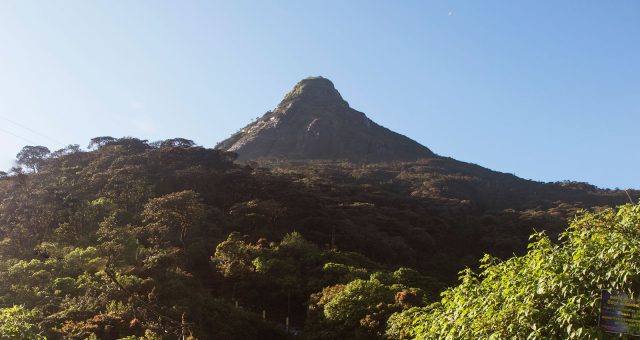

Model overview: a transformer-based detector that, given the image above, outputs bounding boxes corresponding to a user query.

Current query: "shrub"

[389,204,640,339]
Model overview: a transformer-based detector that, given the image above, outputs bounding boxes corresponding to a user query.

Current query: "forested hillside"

[0,137,634,339]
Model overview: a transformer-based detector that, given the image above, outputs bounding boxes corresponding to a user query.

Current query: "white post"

[262,310,266,321]
[285,316,289,333]
[287,290,291,331]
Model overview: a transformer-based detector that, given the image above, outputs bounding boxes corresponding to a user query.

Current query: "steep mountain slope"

[216,76,638,260]
[216,77,434,162]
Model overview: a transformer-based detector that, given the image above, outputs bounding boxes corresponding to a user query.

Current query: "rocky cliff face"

[216,77,434,162]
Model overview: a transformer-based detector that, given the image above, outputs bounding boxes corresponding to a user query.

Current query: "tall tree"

[160,138,196,148]
[87,136,116,149]
[16,145,50,173]
[140,190,208,248]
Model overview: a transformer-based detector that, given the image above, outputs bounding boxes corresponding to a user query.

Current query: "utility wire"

[625,190,635,204]
[0,116,64,146]
[0,126,38,145]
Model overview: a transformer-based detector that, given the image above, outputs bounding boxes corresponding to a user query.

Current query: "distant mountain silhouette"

[216,77,434,161]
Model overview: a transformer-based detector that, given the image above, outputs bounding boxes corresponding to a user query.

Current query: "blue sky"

[0,1,638,188]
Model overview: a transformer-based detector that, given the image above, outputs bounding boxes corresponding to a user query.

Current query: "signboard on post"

[599,290,640,336]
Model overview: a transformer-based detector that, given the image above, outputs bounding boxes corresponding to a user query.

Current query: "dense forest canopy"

[0,138,635,339]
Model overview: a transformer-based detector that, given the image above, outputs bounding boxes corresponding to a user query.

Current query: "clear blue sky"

[0,1,638,189]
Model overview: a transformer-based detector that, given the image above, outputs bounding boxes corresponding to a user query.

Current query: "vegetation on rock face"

[0,138,635,338]
[388,204,640,339]
[216,77,434,162]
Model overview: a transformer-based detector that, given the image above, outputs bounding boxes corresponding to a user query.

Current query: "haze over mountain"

[216,77,434,162]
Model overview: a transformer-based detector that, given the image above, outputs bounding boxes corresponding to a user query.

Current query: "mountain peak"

[278,76,348,109]
[216,77,434,162]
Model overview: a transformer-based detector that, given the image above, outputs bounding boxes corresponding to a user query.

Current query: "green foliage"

[210,230,440,338]
[391,204,640,339]
[0,306,44,339]
[0,139,281,338]
[322,262,369,283]
[139,190,208,248]
[0,135,631,339]
[212,232,257,279]
[16,145,50,173]
[305,270,433,339]
[324,278,394,325]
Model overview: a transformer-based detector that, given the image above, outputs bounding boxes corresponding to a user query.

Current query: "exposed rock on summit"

[216,76,434,162]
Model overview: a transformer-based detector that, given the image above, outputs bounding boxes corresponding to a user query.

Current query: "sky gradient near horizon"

[0,1,638,188]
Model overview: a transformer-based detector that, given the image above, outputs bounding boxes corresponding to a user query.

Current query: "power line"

[0,116,64,146]
[0,126,38,145]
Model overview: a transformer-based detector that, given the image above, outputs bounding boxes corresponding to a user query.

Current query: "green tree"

[212,232,257,279]
[87,136,116,149]
[51,144,82,158]
[16,145,50,172]
[323,278,394,335]
[391,204,640,339]
[0,306,43,339]
[159,138,196,148]
[140,190,208,248]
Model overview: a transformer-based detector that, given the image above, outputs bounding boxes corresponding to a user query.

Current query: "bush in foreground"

[388,204,640,339]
